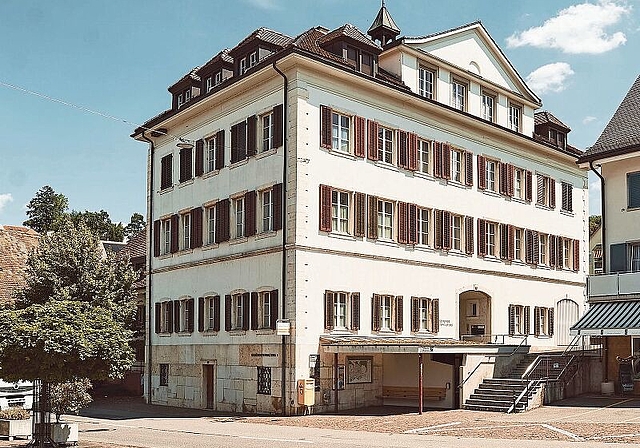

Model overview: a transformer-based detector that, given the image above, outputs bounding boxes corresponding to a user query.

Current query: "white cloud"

[507,0,631,54]
[590,180,601,194]
[245,0,279,10]
[526,63,575,94]
[0,193,13,213]
[583,116,597,124]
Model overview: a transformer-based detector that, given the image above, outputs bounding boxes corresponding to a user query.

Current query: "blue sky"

[1,0,638,227]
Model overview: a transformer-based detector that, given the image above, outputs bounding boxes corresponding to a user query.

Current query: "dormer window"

[240,58,247,75]
[177,93,184,108]
[215,72,222,86]
[249,51,257,68]
[340,45,375,75]
[558,132,565,149]
[206,77,213,92]
[184,89,191,102]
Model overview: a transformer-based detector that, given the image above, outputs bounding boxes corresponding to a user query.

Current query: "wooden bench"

[378,386,447,401]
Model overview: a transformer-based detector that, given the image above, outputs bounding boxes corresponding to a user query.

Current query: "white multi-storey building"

[132,5,588,414]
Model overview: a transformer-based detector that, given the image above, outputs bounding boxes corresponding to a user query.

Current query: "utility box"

[297,379,315,406]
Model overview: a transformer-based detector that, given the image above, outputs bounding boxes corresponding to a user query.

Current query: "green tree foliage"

[0,220,137,383]
[589,215,602,236]
[124,212,146,241]
[49,378,93,423]
[23,185,69,233]
[69,209,125,242]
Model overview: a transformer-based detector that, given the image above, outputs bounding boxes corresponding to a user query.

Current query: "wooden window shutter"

[442,143,451,180]
[270,290,278,329]
[173,300,181,333]
[465,151,473,186]
[242,292,250,330]
[398,130,408,169]
[244,190,257,237]
[394,296,403,332]
[231,123,239,163]
[525,170,533,202]
[170,214,179,253]
[549,178,556,209]
[549,235,557,268]
[354,116,366,158]
[534,307,540,337]
[324,291,335,331]
[367,120,379,161]
[532,231,540,265]
[499,223,508,260]
[213,295,221,332]
[398,202,408,244]
[367,195,378,239]
[195,139,204,176]
[246,115,257,157]
[557,237,564,269]
[198,297,205,332]
[166,301,173,333]
[408,204,418,245]
[507,225,515,261]
[507,164,515,196]
[153,220,161,257]
[250,292,259,330]
[155,303,161,333]
[477,219,486,257]
[351,292,360,331]
[573,239,580,271]
[465,216,474,255]
[442,210,451,250]
[273,183,283,231]
[561,183,569,211]
[187,298,195,332]
[434,209,443,249]
[477,155,486,190]
[215,130,225,170]
[411,297,419,332]
[273,104,283,149]
[567,183,573,212]
[408,133,418,171]
[224,295,232,331]
[432,299,439,333]
[537,175,545,205]
[215,199,230,243]
[508,305,515,336]
[499,162,508,195]
[372,294,381,332]
[525,229,533,264]
[548,308,554,336]
[319,185,332,232]
[179,147,192,183]
[320,106,332,149]
[434,142,442,178]
[354,192,366,237]
[524,306,531,335]
[190,207,203,249]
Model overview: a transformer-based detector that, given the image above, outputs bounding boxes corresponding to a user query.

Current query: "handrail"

[507,379,538,414]
[458,356,491,389]
[561,334,583,356]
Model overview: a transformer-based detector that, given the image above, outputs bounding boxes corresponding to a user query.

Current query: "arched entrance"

[556,299,579,345]
[459,290,491,342]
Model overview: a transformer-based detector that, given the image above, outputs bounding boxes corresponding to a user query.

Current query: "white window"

[206,137,216,173]
[377,200,393,240]
[418,140,430,174]
[451,148,463,182]
[249,51,257,67]
[259,291,273,329]
[182,213,191,250]
[334,292,348,329]
[206,77,213,92]
[261,112,273,152]
[234,197,245,238]
[537,306,551,336]
[231,293,244,330]
[515,228,524,261]
[331,190,349,234]
[177,93,184,108]
[380,295,393,331]
[631,244,640,273]
[563,238,571,269]
[205,296,217,330]
[215,71,222,85]
[451,215,462,251]
[331,112,350,153]
[178,298,190,332]
[486,160,497,192]
[539,234,548,265]
[418,297,432,332]
[513,305,524,335]
[161,219,171,255]
[514,168,524,199]
[378,127,394,164]
[262,189,273,232]
[451,80,466,111]
[418,208,430,246]
[325,291,358,331]
[509,104,521,131]
[482,93,494,122]
[486,222,496,256]
[207,206,216,245]
[418,67,435,99]
[159,301,172,333]
[240,58,247,74]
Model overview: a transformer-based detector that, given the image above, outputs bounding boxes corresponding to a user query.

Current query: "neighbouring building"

[132,5,588,414]
[0,225,39,304]
[590,223,603,275]
[573,74,640,394]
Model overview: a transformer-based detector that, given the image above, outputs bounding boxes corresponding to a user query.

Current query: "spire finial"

[382,0,385,7]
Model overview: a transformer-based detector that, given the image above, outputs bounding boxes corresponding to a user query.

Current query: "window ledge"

[229,159,249,169]
[375,161,399,172]
[230,237,248,246]
[376,329,399,335]
[560,209,574,217]
[256,329,275,335]
[375,239,398,248]
[414,171,435,182]
[627,207,640,212]
[535,203,553,211]
[177,331,192,337]
[328,232,356,241]
[158,253,173,260]
[414,244,435,253]
[202,243,219,251]
[158,332,172,337]
[481,189,500,197]
[330,328,353,335]
[482,255,502,263]
[511,196,527,205]
[177,248,194,255]
[178,179,194,188]
[256,230,278,240]
[446,249,468,258]
[256,147,278,159]
[229,330,247,336]
[511,259,526,266]
[202,170,220,180]
[447,180,469,190]
[537,264,551,270]
[328,148,356,161]
[203,330,219,336]
[158,186,174,195]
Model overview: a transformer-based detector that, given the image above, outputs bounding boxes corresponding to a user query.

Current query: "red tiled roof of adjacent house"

[534,110,571,131]
[0,226,39,303]
[168,67,201,90]
[318,23,382,52]
[122,229,146,260]
[231,27,294,54]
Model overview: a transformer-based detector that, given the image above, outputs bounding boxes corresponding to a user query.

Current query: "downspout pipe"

[141,130,154,404]
[272,61,288,416]
[589,161,606,273]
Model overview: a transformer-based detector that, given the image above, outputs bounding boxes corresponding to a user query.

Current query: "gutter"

[272,60,288,416]
[140,130,155,404]
[589,161,606,273]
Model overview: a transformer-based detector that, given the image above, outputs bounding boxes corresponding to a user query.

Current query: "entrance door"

[556,299,579,345]
[459,291,491,342]
[203,364,216,409]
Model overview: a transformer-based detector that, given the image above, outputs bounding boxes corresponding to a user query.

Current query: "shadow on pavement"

[545,395,640,409]
[80,397,230,420]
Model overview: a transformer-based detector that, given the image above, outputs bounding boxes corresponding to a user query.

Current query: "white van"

[0,380,33,410]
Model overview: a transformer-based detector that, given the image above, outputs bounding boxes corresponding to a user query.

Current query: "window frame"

[485,221,496,256]
[418,139,431,175]
[563,238,572,269]
[377,199,394,240]
[537,306,551,336]
[509,103,522,132]
[233,197,245,239]
[261,111,274,153]
[377,126,394,164]
[331,189,350,234]
[513,304,524,335]
[231,293,244,330]
[259,290,274,329]
[206,205,216,245]
[481,91,495,122]
[159,363,169,386]
[159,300,172,333]
[261,189,274,233]
[161,219,171,255]
[539,233,548,265]
[181,212,191,251]
[418,297,432,332]
[257,366,271,395]
[630,243,640,273]
[380,295,393,331]
[451,214,462,251]
[331,111,351,153]
[451,78,467,111]
[418,66,435,99]
[451,148,464,183]
[514,227,524,262]
[486,159,497,192]
[205,296,217,331]
[206,136,217,173]
[514,167,525,200]
[418,207,430,246]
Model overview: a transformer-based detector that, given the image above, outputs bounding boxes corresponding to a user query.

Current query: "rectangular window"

[259,291,273,329]
[206,206,216,245]
[177,93,184,108]
[451,148,463,183]
[418,67,435,99]
[515,228,524,261]
[161,219,171,255]
[631,244,640,273]
[539,234,548,265]
[240,58,247,74]
[513,305,524,335]
[232,293,244,330]
[418,139,430,174]
[628,172,640,209]
[378,126,394,164]
[185,89,191,102]
[537,174,555,207]
[177,298,191,332]
[451,214,462,251]
[261,112,274,152]
[536,307,551,336]
[206,77,213,92]
[206,296,217,330]
[262,189,274,232]
[206,137,217,173]
[418,208,430,246]
[563,238,571,269]
[418,298,431,331]
[333,292,348,329]
[159,364,169,386]
[249,51,257,67]
[451,80,466,111]
[181,213,191,250]
[159,301,172,333]
[514,168,524,199]
[234,197,245,238]
[509,104,521,132]
[257,366,271,395]
[215,71,222,86]
[380,295,393,331]
[377,200,393,240]
[160,154,173,190]
[332,190,350,234]
[486,160,497,192]
[481,93,494,122]
[332,112,350,153]
[485,222,496,256]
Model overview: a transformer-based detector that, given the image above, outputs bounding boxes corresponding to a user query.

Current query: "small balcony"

[588,272,640,298]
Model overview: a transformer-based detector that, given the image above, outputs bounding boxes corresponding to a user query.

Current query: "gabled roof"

[578,75,640,164]
[319,23,382,53]
[0,226,39,303]
[229,27,293,56]
[196,49,233,76]
[122,229,146,261]
[535,111,571,132]
[168,67,201,92]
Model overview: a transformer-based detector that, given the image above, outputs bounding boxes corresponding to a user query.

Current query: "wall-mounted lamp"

[176,140,194,150]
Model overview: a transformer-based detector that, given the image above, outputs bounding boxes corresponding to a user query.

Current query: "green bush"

[0,407,30,420]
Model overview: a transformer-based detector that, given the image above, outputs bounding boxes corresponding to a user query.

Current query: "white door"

[556,299,579,345]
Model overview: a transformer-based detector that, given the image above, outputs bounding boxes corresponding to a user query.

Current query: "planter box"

[0,418,32,441]
[52,422,78,445]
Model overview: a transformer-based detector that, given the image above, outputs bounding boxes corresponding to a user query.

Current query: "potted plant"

[48,379,93,444]
[0,407,31,441]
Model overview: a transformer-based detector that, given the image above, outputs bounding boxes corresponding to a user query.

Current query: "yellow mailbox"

[297,379,315,406]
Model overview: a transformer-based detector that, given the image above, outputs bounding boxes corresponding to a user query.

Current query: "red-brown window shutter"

[153,220,161,257]
[507,164,515,196]
[224,295,232,331]
[477,155,486,190]
[230,123,239,163]
[246,115,257,157]
[273,104,283,149]
[411,297,419,332]
[442,210,451,250]
[166,301,173,333]
[408,203,418,245]
[398,201,408,244]
[190,207,203,249]
[478,219,486,257]
[320,106,332,149]
[170,214,179,253]
[270,290,278,329]
[525,170,533,202]
[188,298,195,332]
[273,183,283,231]
[372,294,381,332]
[499,162,508,195]
[354,116,366,158]
[573,239,580,271]
[213,295,221,332]
[215,199,230,243]
[549,178,556,209]
[557,237,564,269]
[442,143,451,180]
[367,120,379,161]
[324,291,335,331]
[354,192,366,237]
[548,309,555,336]
[198,297,204,332]
[465,151,473,186]
[465,216,474,255]
[319,184,332,232]
[508,225,515,261]
[250,292,259,330]
[549,235,557,268]
[537,175,545,205]
[179,147,193,183]
[434,209,443,249]
[215,130,225,170]
[395,296,403,332]
[244,190,257,236]
[499,223,508,260]
[398,130,408,169]
[532,231,540,265]
[508,305,515,336]
[195,139,204,176]
[534,306,540,337]
[242,292,250,330]
[368,195,378,239]
[434,142,442,178]
[524,306,531,335]
[408,133,418,171]
[351,292,360,331]
[432,299,439,333]
[525,229,533,264]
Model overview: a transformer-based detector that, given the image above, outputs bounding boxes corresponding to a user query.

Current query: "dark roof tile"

[319,23,382,52]
[0,226,39,303]
[534,110,571,131]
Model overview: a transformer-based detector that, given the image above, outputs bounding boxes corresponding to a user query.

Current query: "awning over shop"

[571,300,640,336]
[319,335,526,355]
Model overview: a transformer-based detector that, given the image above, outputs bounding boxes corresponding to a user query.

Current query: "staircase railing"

[507,379,538,414]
